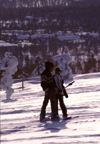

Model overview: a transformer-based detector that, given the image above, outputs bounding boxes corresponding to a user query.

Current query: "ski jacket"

[54,74,68,98]
[41,69,56,91]
[54,74,64,95]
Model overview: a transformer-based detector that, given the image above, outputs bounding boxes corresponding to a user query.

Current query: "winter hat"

[45,61,54,69]
[55,67,62,73]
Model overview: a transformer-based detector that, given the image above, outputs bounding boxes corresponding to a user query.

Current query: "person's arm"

[41,75,48,91]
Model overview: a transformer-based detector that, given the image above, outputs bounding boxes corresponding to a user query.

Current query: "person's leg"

[40,94,49,118]
[56,94,59,115]
[59,95,67,117]
[49,90,57,120]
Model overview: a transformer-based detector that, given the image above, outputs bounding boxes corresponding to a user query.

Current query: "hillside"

[1,72,100,144]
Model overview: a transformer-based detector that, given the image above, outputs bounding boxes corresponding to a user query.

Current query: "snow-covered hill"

[1,72,100,144]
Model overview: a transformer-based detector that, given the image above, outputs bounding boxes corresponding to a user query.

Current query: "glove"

[64,93,68,98]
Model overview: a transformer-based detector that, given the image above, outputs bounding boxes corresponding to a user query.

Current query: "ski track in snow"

[0,73,100,144]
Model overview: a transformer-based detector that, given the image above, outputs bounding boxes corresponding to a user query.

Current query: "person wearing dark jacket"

[54,67,68,120]
[40,61,57,121]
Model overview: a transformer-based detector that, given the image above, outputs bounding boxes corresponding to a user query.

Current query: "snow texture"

[0,52,18,100]
[54,54,73,79]
[1,72,100,144]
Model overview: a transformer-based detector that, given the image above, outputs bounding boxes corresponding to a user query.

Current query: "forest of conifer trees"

[0,0,100,79]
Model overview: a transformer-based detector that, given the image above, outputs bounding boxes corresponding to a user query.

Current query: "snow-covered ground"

[1,72,100,144]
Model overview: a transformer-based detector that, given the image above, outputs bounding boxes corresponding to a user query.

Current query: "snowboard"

[40,115,79,122]
[59,116,79,121]
[65,81,75,88]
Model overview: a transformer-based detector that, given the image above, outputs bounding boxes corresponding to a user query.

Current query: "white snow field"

[1,72,100,144]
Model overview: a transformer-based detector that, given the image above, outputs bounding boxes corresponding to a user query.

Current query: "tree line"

[0,6,100,33]
[0,0,100,8]
[0,36,100,80]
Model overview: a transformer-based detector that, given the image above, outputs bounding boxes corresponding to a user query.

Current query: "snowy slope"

[1,73,100,144]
